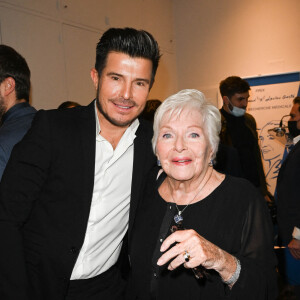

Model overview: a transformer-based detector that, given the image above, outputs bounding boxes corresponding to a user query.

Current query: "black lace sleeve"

[230,190,278,300]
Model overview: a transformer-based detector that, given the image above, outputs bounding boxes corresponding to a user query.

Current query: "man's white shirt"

[71,103,139,279]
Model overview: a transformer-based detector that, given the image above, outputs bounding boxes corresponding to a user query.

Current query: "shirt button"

[154,273,157,277]
[160,238,163,243]
[170,206,172,210]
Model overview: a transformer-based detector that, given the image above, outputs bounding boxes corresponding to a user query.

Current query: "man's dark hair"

[0,45,31,102]
[219,76,250,99]
[58,101,81,109]
[293,96,300,112]
[95,27,161,89]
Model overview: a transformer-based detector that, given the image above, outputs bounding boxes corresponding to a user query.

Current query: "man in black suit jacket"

[277,96,300,297]
[0,28,160,300]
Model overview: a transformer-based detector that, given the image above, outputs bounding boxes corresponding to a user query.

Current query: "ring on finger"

[184,250,190,262]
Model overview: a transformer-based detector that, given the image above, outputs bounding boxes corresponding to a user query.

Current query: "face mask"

[288,120,300,138]
[227,99,246,117]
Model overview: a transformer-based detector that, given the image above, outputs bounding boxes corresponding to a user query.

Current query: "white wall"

[1,0,299,109]
[172,0,300,194]
[173,0,300,107]
[0,0,178,109]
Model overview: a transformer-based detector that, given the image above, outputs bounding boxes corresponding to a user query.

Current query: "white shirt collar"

[293,134,300,145]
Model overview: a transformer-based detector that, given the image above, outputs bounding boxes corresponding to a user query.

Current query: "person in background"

[58,101,81,109]
[0,27,160,300]
[127,89,277,300]
[214,143,242,177]
[277,96,300,299]
[219,76,272,203]
[0,45,36,181]
[140,99,161,122]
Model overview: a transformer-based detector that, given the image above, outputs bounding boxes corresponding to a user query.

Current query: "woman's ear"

[208,149,214,166]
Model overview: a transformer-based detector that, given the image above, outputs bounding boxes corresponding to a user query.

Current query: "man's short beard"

[95,84,141,128]
[96,97,131,127]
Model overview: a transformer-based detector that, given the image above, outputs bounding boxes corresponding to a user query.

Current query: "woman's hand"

[157,229,237,283]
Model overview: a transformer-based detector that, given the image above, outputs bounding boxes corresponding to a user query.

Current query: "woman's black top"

[127,168,277,300]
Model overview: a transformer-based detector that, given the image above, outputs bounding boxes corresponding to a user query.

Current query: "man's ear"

[90,68,99,90]
[4,77,15,95]
[222,95,229,105]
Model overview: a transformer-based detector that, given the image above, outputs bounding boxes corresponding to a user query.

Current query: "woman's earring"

[157,159,161,166]
[208,159,213,167]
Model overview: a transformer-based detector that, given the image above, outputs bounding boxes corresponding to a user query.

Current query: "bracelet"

[222,257,241,286]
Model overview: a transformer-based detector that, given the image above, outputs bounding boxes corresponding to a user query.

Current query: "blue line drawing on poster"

[258,120,283,187]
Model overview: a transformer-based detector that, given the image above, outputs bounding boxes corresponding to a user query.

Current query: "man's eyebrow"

[135,78,150,84]
[107,72,123,77]
[106,72,150,84]
[238,96,248,101]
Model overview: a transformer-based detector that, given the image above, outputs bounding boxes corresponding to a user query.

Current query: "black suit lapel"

[75,101,97,238]
[128,120,155,240]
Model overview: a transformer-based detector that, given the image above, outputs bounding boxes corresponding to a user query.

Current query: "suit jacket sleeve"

[230,190,278,299]
[0,110,52,300]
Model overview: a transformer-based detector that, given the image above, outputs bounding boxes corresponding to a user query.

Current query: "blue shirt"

[0,102,36,180]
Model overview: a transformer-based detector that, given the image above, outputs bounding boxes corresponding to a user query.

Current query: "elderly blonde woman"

[126,89,277,299]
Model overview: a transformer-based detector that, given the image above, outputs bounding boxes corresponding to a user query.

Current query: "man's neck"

[96,112,130,150]
[6,98,26,113]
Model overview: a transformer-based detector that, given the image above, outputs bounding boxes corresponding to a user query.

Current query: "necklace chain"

[170,167,213,223]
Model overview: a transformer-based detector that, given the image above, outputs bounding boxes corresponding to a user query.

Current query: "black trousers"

[66,265,125,300]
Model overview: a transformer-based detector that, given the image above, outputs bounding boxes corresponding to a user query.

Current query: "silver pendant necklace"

[171,167,213,224]
[173,206,185,224]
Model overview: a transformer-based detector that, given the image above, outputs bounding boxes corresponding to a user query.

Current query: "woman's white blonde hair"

[152,89,221,160]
